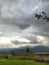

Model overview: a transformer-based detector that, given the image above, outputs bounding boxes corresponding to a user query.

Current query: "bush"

[5,55,8,59]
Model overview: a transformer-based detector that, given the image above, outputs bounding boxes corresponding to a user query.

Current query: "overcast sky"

[0,0,49,48]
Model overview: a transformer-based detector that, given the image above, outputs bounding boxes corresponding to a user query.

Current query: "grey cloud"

[12,40,29,45]
[0,0,46,30]
[12,40,22,45]
[0,18,30,30]
[26,36,39,44]
[41,0,49,2]
[0,0,49,47]
[0,24,22,37]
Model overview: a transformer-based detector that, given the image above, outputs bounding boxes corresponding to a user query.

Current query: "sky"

[0,0,49,48]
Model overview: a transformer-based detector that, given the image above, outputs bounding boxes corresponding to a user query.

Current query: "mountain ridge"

[0,45,49,54]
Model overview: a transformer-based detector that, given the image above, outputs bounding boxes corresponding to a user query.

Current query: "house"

[34,52,49,63]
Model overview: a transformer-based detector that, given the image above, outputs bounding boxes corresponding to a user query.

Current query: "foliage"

[35,11,49,22]
[26,47,30,53]
[5,55,8,59]
[11,51,17,56]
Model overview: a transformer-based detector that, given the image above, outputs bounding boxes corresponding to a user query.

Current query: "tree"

[26,47,30,53]
[11,51,17,56]
[35,12,49,64]
[5,55,8,59]
[35,11,49,22]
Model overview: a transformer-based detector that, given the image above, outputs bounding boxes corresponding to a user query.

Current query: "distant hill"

[31,45,49,52]
[0,45,49,54]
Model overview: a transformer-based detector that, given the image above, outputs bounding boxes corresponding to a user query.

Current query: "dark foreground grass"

[0,59,46,65]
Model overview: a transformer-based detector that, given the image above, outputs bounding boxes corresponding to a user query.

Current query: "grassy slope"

[0,59,46,65]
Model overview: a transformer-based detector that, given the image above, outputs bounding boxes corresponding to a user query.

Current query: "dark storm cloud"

[0,13,33,30]
[0,0,47,30]
[0,18,30,29]
[0,0,48,33]
[0,0,48,30]
[0,0,49,47]
[0,0,33,29]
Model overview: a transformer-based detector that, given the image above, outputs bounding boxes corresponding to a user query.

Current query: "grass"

[0,59,46,65]
[8,55,34,60]
[0,54,48,65]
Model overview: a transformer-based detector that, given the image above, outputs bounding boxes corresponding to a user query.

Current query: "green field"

[0,52,48,65]
[0,54,48,65]
[0,59,46,65]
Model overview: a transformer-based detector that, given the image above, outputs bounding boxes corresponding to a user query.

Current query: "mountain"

[0,48,26,54]
[31,45,49,52]
[0,45,49,54]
